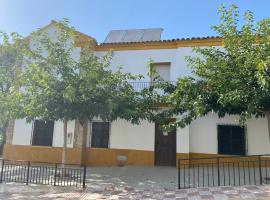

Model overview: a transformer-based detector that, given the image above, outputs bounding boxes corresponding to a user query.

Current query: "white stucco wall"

[189,113,270,155]
[11,26,270,156]
[29,24,81,62]
[12,119,75,148]
[11,25,79,148]
[52,120,75,148]
[110,119,155,151]
[12,119,33,145]
[96,47,195,81]
[246,118,270,154]
[177,126,190,153]
[189,113,240,154]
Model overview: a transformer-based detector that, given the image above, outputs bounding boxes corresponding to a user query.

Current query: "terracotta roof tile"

[99,36,221,46]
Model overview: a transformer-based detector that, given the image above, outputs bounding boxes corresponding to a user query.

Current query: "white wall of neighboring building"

[110,119,155,151]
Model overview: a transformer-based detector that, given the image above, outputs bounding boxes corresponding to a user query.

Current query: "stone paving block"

[199,190,212,195]
[2,182,270,199]
[175,198,188,200]
[227,193,241,198]
[245,185,260,190]
[221,186,235,191]
[239,192,256,198]
[175,193,187,198]
[213,194,228,200]
[198,187,210,191]
[176,189,188,194]
[187,191,200,196]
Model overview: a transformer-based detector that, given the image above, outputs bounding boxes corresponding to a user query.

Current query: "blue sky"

[0,0,269,43]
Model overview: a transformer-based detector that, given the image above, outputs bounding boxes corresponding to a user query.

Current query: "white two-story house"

[3,21,270,167]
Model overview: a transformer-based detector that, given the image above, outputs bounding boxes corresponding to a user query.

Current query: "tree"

[153,4,270,140]
[17,19,151,165]
[0,32,28,153]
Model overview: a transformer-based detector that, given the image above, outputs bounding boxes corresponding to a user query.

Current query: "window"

[32,120,54,146]
[91,122,110,148]
[218,125,246,155]
[151,63,171,82]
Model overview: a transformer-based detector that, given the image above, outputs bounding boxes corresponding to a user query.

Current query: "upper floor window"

[32,120,54,146]
[151,62,171,82]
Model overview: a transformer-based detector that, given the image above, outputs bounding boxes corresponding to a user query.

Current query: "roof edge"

[24,20,97,45]
[100,36,221,45]
[95,36,223,51]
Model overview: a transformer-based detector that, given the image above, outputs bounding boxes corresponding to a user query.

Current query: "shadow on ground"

[85,166,177,191]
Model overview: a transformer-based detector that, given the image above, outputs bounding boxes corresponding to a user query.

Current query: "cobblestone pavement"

[1,183,270,199]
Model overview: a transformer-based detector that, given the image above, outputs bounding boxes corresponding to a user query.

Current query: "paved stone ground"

[1,183,270,199]
[85,166,177,191]
[1,166,270,199]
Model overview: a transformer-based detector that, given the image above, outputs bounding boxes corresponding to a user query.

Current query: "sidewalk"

[0,183,270,199]
[0,166,270,199]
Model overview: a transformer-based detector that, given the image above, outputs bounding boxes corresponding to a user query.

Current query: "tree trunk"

[267,112,270,143]
[80,120,88,166]
[61,119,68,168]
[0,121,8,155]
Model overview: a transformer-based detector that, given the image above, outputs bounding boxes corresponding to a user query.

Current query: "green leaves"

[14,19,151,126]
[149,5,270,130]
[0,31,29,132]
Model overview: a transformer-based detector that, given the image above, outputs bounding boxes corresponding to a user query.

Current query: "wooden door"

[155,123,176,166]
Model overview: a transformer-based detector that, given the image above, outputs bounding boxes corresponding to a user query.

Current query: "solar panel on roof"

[103,28,163,43]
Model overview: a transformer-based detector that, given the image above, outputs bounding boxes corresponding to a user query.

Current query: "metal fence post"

[178,159,181,189]
[26,161,30,185]
[54,163,57,186]
[217,157,220,186]
[83,165,86,188]
[258,156,263,185]
[0,160,4,183]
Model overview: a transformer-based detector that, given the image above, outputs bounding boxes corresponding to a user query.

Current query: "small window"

[151,63,171,82]
[91,122,110,148]
[32,120,54,146]
[218,125,245,155]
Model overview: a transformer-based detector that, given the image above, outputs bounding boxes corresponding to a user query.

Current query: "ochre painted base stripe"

[5,144,263,167]
[3,144,155,166]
